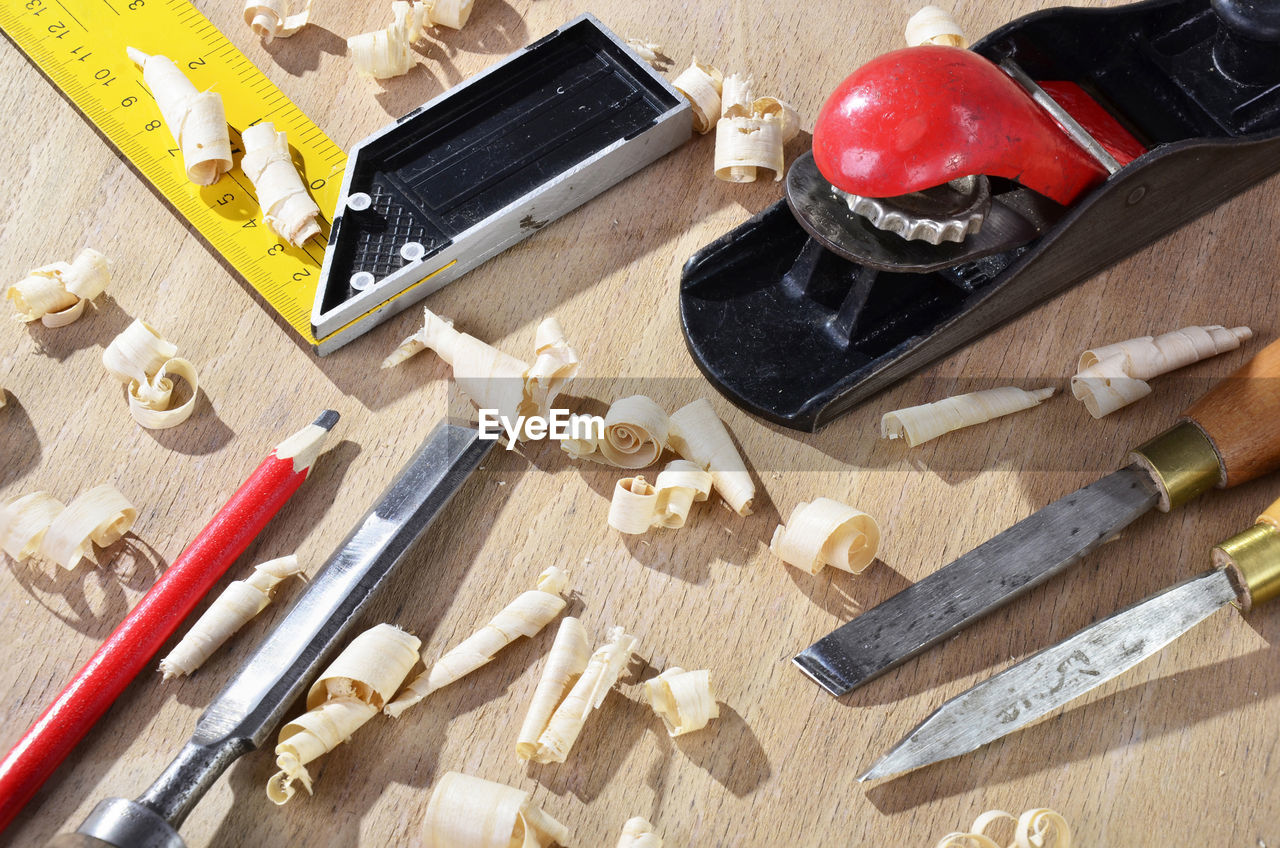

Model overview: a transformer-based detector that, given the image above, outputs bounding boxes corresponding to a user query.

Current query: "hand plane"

[680,0,1280,431]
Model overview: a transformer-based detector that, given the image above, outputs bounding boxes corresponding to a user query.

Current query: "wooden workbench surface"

[2,0,1277,845]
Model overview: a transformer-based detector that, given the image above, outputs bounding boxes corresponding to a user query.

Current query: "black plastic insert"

[319,17,680,314]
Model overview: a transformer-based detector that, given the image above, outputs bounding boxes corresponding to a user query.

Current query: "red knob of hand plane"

[811,46,1109,206]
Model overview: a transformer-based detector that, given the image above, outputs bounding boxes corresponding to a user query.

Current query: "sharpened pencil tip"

[313,409,340,431]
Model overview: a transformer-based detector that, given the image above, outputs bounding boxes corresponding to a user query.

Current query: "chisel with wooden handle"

[796,337,1280,696]
[861,492,1280,781]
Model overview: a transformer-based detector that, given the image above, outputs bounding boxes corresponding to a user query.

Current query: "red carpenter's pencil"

[0,409,340,832]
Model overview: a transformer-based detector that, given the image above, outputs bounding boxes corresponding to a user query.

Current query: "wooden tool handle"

[1184,337,1280,487]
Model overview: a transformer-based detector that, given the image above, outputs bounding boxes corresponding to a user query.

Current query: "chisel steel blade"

[795,466,1160,696]
[134,422,493,829]
[861,568,1237,781]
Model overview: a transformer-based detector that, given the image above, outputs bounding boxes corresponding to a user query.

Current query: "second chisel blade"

[795,465,1160,696]
[860,568,1237,781]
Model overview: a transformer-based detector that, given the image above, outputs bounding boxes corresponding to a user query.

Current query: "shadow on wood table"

[263,25,347,77]
[0,393,41,489]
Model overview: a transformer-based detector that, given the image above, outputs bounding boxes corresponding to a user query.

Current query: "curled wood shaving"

[307,622,420,709]
[531,625,637,763]
[607,461,713,534]
[527,317,580,415]
[127,49,231,186]
[600,395,670,468]
[717,73,762,182]
[422,771,569,848]
[384,309,526,421]
[716,117,785,182]
[608,476,659,535]
[385,566,570,717]
[906,5,969,48]
[672,58,724,134]
[518,616,590,760]
[38,484,136,570]
[881,387,1055,447]
[384,309,578,440]
[268,623,420,803]
[103,320,200,430]
[267,699,377,804]
[617,817,663,848]
[244,0,313,42]
[653,459,713,528]
[721,73,753,119]
[562,395,666,468]
[241,122,321,247]
[560,414,605,459]
[0,492,65,562]
[1071,324,1251,418]
[6,267,74,323]
[424,0,475,30]
[753,96,800,143]
[348,1,426,80]
[129,357,200,430]
[714,75,798,182]
[38,294,86,328]
[644,667,718,736]
[667,398,755,516]
[103,320,178,383]
[935,808,1071,848]
[770,497,879,575]
[625,39,667,69]
[159,554,303,679]
[6,248,109,327]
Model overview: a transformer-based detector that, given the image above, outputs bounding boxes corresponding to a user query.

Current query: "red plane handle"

[812,46,1110,206]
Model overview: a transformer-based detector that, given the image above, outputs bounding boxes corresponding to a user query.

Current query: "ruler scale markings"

[227,172,259,202]
[51,0,85,30]
[0,0,348,346]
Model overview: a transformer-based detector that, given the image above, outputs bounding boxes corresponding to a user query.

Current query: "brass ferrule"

[1213,522,1280,612]
[1128,421,1223,512]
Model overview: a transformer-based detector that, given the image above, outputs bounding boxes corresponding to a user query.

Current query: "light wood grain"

[2,1,1279,846]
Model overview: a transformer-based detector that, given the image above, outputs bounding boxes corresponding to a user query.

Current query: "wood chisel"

[861,492,1280,781]
[795,338,1280,697]
[43,422,492,848]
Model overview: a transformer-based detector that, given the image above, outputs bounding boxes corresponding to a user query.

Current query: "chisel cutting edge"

[796,338,1280,697]
[860,493,1280,781]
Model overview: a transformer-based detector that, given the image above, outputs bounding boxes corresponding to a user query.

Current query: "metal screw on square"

[346,192,372,212]
[350,272,374,291]
[400,242,425,262]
